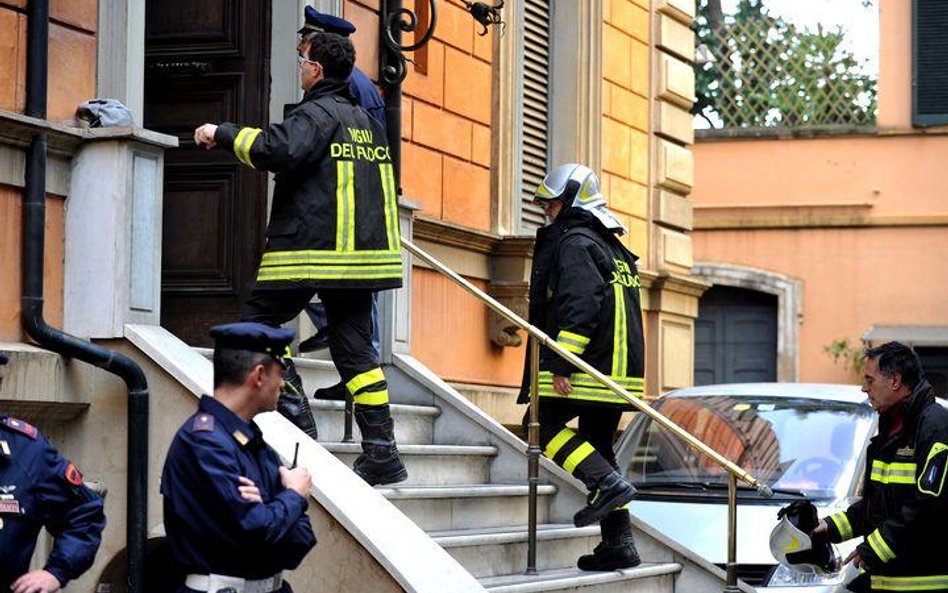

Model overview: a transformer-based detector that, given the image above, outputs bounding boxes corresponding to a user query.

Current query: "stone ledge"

[0,341,89,422]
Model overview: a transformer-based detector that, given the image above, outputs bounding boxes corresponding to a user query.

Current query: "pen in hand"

[291,442,300,469]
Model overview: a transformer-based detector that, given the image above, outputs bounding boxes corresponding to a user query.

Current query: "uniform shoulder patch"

[919,442,948,497]
[0,417,38,439]
[190,414,215,433]
[64,461,84,486]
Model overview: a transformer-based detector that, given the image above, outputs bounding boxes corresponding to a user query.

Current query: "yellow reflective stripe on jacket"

[336,161,355,251]
[563,442,595,475]
[828,511,853,540]
[379,163,399,251]
[870,459,918,485]
[556,330,590,355]
[260,251,402,266]
[544,428,575,459]
[257,264,402,282]
[538,371,644,404]
[233,127,262,168]
[919,442,948,497]
[867,528,896,563]
[872,574,948,590]
[346,368,386,395]
[611,284,628,377]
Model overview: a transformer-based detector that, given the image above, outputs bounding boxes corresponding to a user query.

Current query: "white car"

[615,383,874,591]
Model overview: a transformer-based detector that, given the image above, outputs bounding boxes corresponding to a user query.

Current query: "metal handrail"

[401,237,772,590]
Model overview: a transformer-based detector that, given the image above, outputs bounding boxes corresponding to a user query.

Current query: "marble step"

[479,563,680,593]
[431,524,601,578]
[322,442,496,486]
[372,484,557,531]
[311,400,439,445]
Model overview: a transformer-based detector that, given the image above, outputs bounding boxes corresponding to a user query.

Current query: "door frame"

[693,262,803,382]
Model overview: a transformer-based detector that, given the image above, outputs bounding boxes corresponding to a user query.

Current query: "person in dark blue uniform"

[0,352,106,593]
[161,324,317,593]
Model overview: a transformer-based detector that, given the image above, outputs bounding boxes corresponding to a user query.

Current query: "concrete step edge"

[376,484,558,500]
[310,400,441,416]
[322,443,496,456]
[432,524,599,547]
[480,563,682,593]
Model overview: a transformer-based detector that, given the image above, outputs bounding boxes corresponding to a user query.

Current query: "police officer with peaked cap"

[161,323,316,593]
[0,352,107,593]
[297,6,386,126]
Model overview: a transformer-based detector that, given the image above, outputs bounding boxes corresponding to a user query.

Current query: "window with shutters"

[913,0,948,126]
[494,2,600,236]
[520,0,550,234]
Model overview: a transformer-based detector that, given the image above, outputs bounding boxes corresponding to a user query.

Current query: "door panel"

[144,0,271,345]
[695,286,778,385]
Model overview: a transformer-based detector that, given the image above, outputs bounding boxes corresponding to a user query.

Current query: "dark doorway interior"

[695,286,778,386]
[144,1,272,345]
[917,347,948,399]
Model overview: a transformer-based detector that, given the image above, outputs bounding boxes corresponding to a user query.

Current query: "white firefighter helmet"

[533,164,626,234]
[769,500,839,574]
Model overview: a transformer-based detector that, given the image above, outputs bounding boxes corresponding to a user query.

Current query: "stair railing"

[401,238,772,592]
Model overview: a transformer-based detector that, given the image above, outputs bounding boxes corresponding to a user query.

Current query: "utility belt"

[185,573,283,593]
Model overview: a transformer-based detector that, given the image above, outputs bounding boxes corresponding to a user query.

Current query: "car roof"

[663,382,869,405]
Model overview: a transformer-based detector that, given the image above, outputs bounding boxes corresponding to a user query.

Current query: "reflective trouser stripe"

[556,330,590,355]
[346,368,385,396]
[828,511,852,540]
[233,127,262,168]
[347,368,389,405]
[543,428,594,477]
[872,575,948,591]
[611,284,627,377]
[353,389,389,406]
[336,161,355,251]
[871,460,918,485]
[868,528,896,562]
[379,163,399,251]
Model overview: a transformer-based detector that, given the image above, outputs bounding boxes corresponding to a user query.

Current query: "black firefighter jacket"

[518,210,645,409]
[825,380,948,592]
[214,78,402,291]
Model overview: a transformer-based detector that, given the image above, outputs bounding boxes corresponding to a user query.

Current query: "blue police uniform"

[161,324,316,593]
[0,414,106,590]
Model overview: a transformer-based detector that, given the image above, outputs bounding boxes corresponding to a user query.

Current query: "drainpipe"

[22,2,149,592]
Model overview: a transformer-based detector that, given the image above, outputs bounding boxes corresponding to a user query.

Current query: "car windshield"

[621,395,875,500]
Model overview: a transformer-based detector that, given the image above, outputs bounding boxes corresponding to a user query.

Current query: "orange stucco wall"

[692,0,948,383]
[602,0,651,259]
[398,0,493,231]
[411,268,524,387]
[0,0,96,340]
[0,186,66,340]
[692,134,948,383]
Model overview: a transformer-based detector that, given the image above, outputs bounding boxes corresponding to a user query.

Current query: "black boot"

[577,510,641,571]
[353,404,407,486]
[313,381,347,401]
[277,358,318,440]
[573,471,636,527]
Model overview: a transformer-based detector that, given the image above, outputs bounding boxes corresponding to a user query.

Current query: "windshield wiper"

[631,480,808,498]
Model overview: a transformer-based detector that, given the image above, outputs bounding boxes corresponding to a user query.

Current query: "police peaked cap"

[210,322,295,362]
[299,7,356,36]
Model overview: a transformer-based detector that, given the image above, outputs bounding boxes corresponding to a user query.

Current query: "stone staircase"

[297,358,682,593]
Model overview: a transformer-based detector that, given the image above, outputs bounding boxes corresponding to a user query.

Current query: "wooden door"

[144,0,271,345]
[695,286,778,385]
